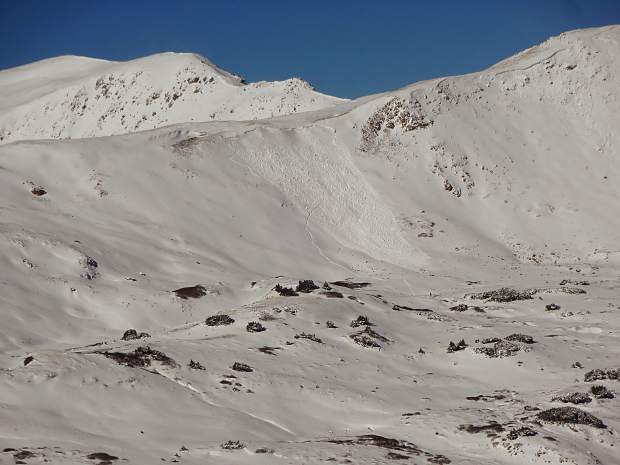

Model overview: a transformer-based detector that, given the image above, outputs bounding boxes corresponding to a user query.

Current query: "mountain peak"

[0,51,345,143]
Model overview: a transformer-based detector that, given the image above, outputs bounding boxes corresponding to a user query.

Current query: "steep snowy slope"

[0,26,619,465]
[342,24,620,265]
[0,52,345,143]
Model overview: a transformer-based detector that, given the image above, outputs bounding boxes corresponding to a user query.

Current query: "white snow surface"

[0,52,345,143]
[0,26,619,465]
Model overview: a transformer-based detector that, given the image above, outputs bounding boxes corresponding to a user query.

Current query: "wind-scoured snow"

[0,26,619,465]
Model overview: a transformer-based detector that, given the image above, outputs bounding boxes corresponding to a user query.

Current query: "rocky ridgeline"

[360,97,433,151]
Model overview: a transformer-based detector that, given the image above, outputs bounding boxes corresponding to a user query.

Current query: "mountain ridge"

[0,51,345,143]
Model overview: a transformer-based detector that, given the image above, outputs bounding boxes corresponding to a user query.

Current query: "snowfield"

[0,52,345,144]
[0,25,619,465]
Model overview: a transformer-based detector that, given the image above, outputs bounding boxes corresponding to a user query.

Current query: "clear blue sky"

[1,0,619,98]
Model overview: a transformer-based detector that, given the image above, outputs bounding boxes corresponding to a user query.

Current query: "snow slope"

[0,52,345,143]
[0,26,619,465]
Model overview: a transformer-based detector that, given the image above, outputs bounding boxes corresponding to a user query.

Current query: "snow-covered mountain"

[0,26,619,465]
[0,52,345,143]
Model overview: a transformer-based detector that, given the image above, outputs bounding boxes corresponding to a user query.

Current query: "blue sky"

[1,0,619,98]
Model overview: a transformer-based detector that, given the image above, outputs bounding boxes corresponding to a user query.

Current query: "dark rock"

[296,280,319,293]
[121,329,151,341]
[246,321,266,333]
[294,333,323,343]
[458,422,504,436]
[469,288,535,302]
[31,187,47,196]
[386,451,410,460]
[322,282,332,290]
[537,407,606,428]
[81,271,97,280]
[102,346,176,368]
[254,447,274,454]
[321,290,344,298]
[350,327,389,349]
[560,279,589,286]
[398,306,449,322]
[584,368,620,382]
[466,394,506,401]
[23,355,34,366]
[552,392,592,404]
[557,287,586,295]
[326,320,338,328]
[545,303,560,311]
[505,333,535,344]
[205,314,235,326]
[13,450,37,460]
[274,284,298,296]
[480,337,502,344]
[393,304,429,312]
[590,385,614,399]
[506,426,537,440]
[174,285,207,299]
[86,452,119,461]
[188,360,205,370]
[80,256,99,280]
[350,315,373,328]
[232,362,253,372]
[220,440,244,450]
[323,434,438,459]
[447,339,468,353]
[330,281,371,289]
[450,304,468,312]
[257,346,281,355]
[475,340,521,358]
